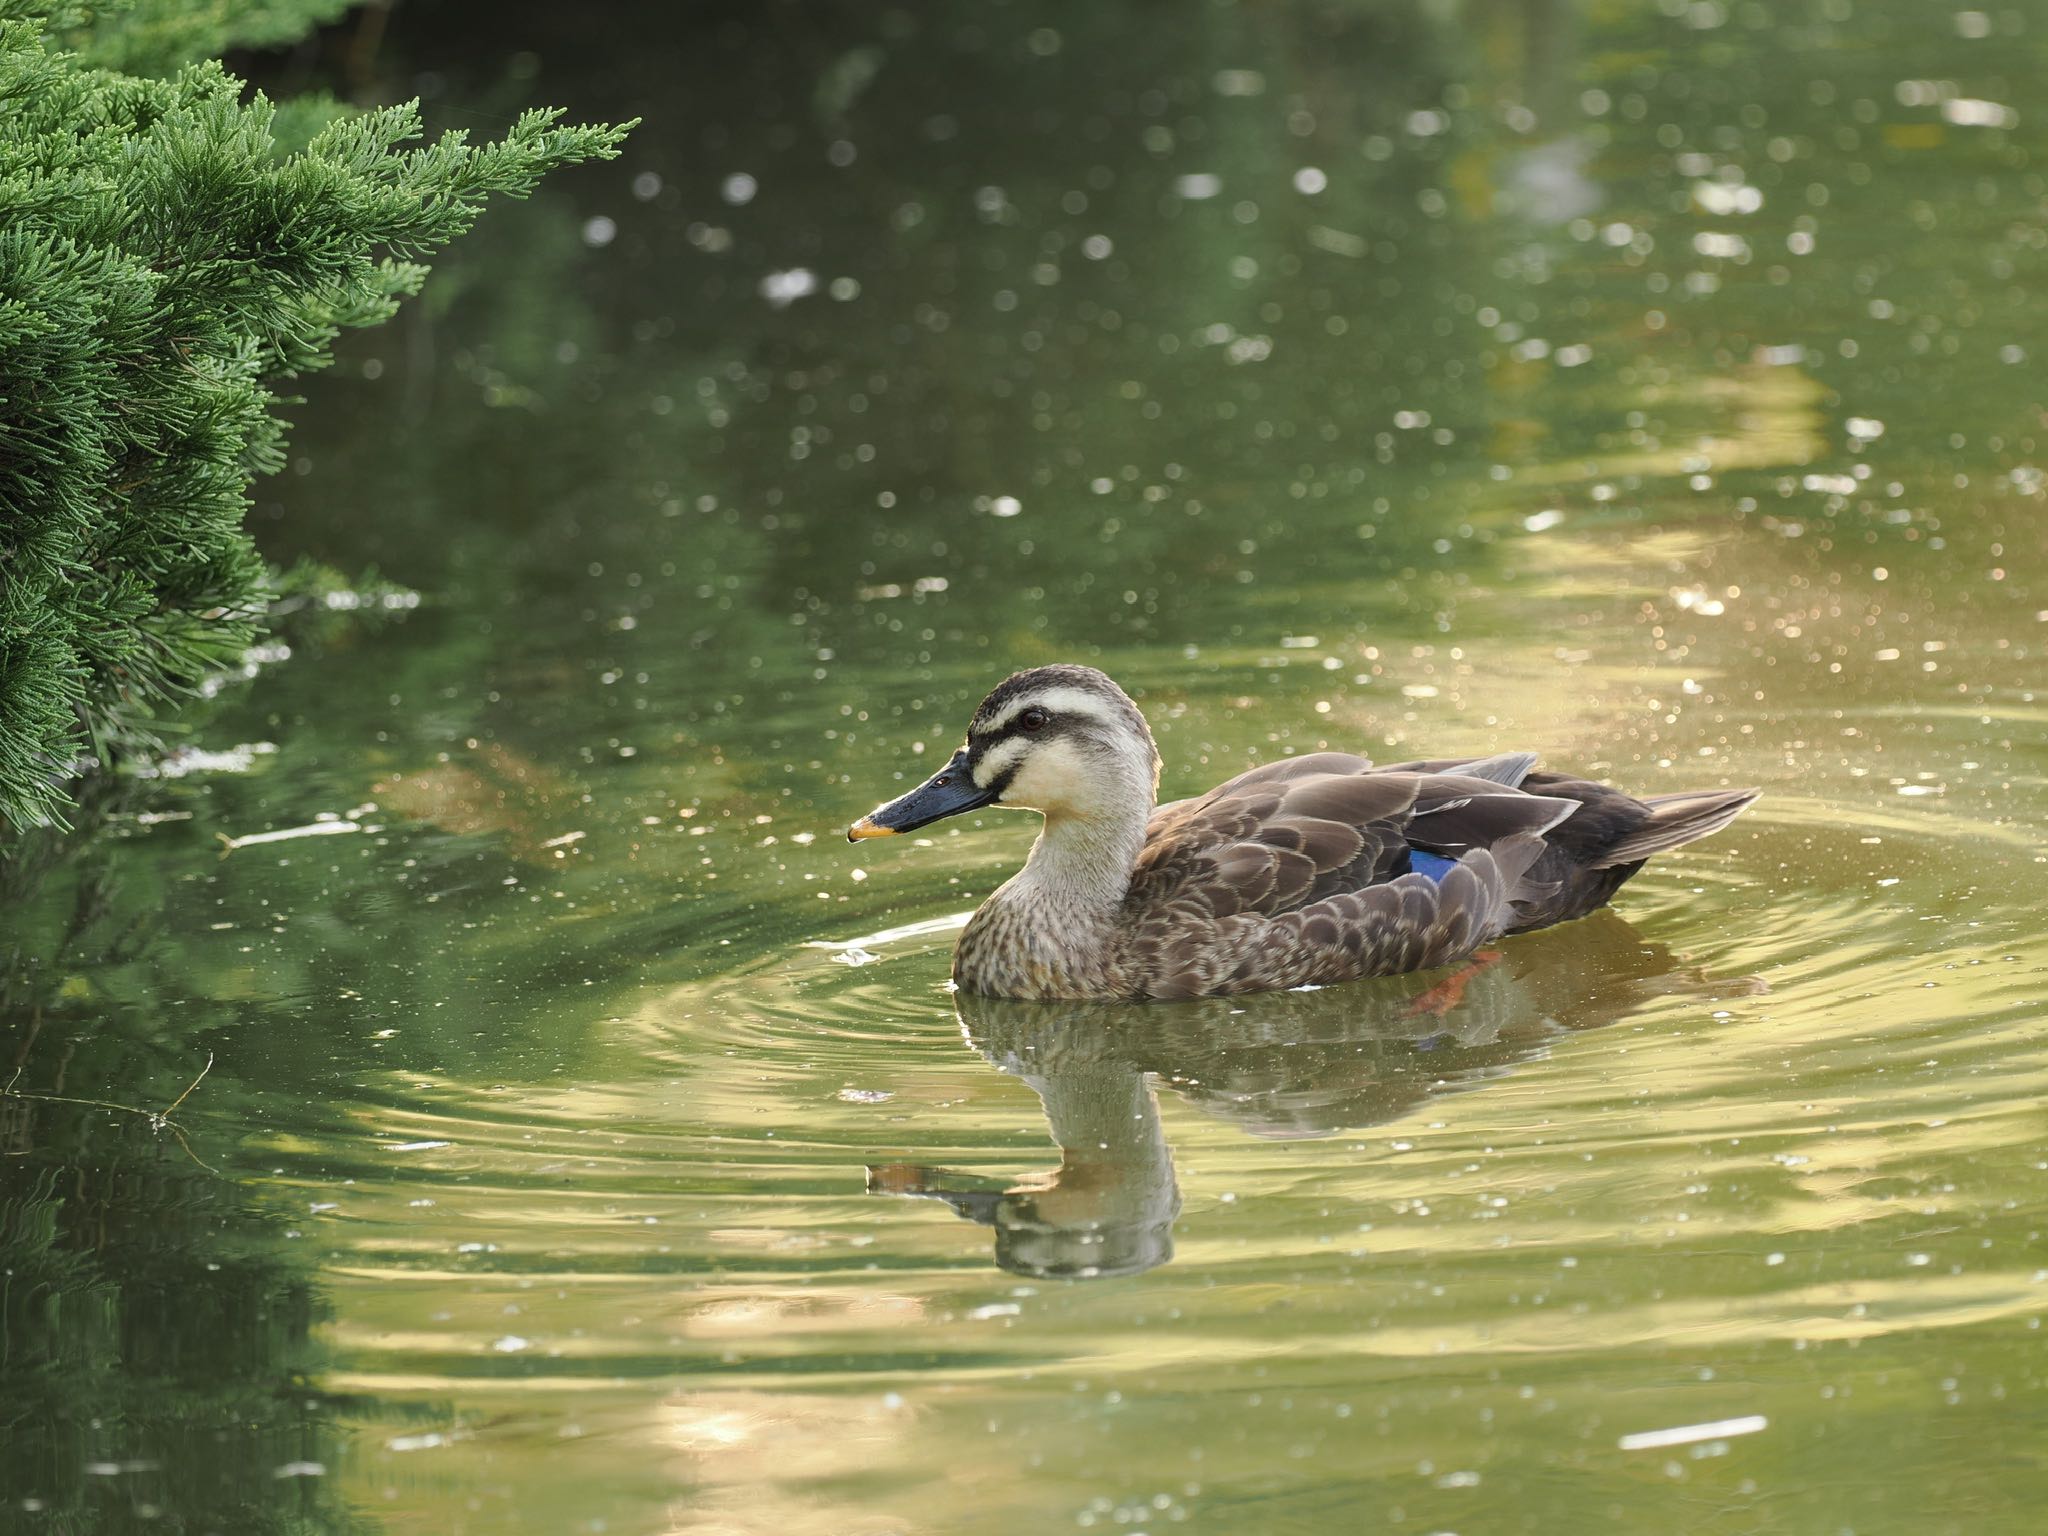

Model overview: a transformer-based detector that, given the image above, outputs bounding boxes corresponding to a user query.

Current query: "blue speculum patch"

[1409,851,1459,884]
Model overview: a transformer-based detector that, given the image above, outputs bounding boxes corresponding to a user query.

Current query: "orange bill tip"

[847,815,897,841]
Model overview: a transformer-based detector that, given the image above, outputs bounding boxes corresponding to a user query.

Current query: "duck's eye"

[1017,706,1050,732]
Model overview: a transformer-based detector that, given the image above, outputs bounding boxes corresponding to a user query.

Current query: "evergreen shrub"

[0,0,629,828]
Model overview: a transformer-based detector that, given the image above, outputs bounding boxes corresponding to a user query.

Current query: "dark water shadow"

[869,911,1762,1279]
[2,791,379,1536]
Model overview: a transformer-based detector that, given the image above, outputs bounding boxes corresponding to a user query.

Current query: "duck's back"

[1118,752,1755,999]
[1119,754,1574,998]
[1381,757,1759,930]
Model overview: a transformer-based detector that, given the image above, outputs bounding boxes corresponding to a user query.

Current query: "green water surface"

[6,3,2047,1533]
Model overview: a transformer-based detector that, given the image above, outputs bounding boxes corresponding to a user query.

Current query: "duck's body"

[849,666,1757,1001]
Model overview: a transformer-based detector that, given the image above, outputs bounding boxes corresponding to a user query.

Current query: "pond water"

[7,2,2048,1532]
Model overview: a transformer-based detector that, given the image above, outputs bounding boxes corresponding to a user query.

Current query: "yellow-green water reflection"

[6,1,2048,1532]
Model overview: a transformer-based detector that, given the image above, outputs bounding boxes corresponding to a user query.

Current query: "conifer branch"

[0,2,632,831]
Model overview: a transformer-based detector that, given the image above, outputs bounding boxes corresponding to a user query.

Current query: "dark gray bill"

[847,748,993,840]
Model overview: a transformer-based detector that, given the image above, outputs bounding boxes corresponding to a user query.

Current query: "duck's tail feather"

[1591,787,1760,867]
[1482,830,1561,916]
[1382,751,1540,788]
[1453,751,1541,789]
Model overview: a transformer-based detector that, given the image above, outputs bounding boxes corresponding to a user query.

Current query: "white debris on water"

[218,817,368,851]
[1692,180,1762,215]
[1307,225,1367,258]
[759,268,818,306]
[320,587,420,611]
[388,1432,454,1453]
[1940,97,2016,128]
[196,642,295,699]
[138,741,277,778]
[1618,1414,1768,1451]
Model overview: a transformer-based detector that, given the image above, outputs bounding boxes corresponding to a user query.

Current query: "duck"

[846,664,1757,1001]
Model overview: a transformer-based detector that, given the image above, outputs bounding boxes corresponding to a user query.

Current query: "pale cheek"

[1003,745,1090,810]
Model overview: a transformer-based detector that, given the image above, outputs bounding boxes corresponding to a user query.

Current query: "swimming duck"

[847,665,1756,1001]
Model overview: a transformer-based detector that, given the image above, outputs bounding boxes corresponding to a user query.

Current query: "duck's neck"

[1009,799,1150,922]
[956,761,1158,1000]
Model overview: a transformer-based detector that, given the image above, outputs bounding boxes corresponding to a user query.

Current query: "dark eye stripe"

[968,705,1108,758]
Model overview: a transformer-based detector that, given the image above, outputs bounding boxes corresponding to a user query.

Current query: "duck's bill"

[867,1162,1005,1225]
[847,750,994,840]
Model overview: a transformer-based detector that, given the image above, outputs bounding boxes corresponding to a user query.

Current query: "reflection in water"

[0,1105,355,1534]
[5,0,2046,1529]
[1,805,361,1536]
[872,913,1762,1278]
[870,1027,1181,1281]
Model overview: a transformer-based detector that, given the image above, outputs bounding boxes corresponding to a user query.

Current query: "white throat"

[1007,781,1152,917]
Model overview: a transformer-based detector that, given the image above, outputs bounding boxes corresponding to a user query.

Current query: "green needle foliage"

[59,0,359,75]
[0,1,630,830]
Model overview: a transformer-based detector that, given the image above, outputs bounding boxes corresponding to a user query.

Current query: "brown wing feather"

[1131,762,1572,928]
[1408,776,1580,851]
[1131,765,1420,924]
[1133,835,1553,999]
[1197,751,1374,795]
[1123,751,1580,997]
[1115,746,1753,997]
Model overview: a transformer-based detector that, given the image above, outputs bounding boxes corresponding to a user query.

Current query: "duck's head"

[848,665,1160,840]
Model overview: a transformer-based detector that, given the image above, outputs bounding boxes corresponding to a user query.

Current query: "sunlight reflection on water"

[9,1,2048,1532]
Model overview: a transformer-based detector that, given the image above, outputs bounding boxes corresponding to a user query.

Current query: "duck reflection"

[868,911,1760,1279]
[871,1014,1183,1279]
